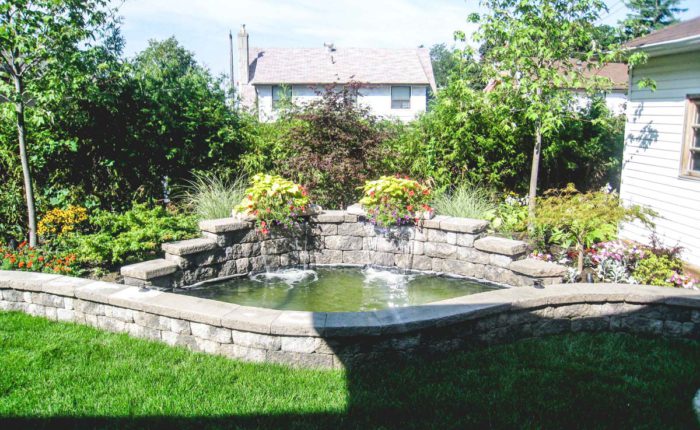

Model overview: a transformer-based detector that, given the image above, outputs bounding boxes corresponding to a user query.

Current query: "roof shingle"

[246,47,436,91]
[625,16,700,48]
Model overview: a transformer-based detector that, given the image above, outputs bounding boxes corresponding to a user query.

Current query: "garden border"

[2,270,700,369]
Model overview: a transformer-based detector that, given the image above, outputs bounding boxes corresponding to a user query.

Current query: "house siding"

[255,84,428,122]
[619,50,700,265]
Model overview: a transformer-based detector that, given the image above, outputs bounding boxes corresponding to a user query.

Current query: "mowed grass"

[1,310,700,429]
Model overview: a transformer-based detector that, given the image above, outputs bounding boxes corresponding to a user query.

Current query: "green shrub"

[534,184,653,274]
[181,172,246,220]
[632,253,684,287]
[491,194,529,236]
[56,203,198,268]
[431,183,496,220]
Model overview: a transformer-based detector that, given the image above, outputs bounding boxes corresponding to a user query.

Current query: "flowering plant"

[38,205,88,237]
[1,241,78,274]
[359,176,432,228]
[667,272,698,290]
[234,174,311,235]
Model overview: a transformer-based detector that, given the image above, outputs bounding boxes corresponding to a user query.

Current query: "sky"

[117,0,700,77]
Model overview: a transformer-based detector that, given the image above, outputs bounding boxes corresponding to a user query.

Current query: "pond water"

[178,267,500,312]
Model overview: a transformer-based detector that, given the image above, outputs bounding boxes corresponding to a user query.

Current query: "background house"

[619,16,700,266]
[235,25,437,122]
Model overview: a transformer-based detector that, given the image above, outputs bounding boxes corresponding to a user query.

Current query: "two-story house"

[235,25,437,122]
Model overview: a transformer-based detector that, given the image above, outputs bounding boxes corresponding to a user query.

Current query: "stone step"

[120,258,178,280]
[509,258,567,278]
[474,236,528,256]
[162,238,218,256]
[199,218,251,234]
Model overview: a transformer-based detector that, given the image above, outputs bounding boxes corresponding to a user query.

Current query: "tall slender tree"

[469,0,619,224]
[0,0,113,246]
[621,0,687,41]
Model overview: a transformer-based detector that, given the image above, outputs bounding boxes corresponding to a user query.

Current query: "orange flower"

[18,261,25,268]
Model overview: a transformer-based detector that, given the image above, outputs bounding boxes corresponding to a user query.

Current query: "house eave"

[626,35,700,57]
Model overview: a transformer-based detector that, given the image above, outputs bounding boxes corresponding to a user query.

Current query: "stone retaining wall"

[120,208,567,289]
[2,271,700,369]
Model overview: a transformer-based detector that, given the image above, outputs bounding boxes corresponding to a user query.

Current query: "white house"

[235,25,437,122]
[619,16,700,266]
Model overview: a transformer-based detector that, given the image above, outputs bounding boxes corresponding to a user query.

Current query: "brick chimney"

[237,25,249,85]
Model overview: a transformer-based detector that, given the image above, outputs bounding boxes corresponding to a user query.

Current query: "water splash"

[250,268,318,286]
[362,267,415,289]
[694,388,700,423]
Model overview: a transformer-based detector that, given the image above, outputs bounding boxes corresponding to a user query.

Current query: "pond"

[178,266,501,312]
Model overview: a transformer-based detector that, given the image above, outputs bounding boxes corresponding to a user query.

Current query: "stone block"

[312,223,337,236]
[343,251,371,265]
[337,222,372,237]
[456,233,478,248]
[31,292,64,308]
[56,309,76,322]
[162,238,217,256]
[427,229,457,245]
[371,252,396,267]
[161,331,198,350]
[120,259,178,280]
[489,253,514,268]
[170,318,191,335]
[126,323,161,341]
[324,235,363,251]
[312,210,346,223]
[508,259,567,277]
[266,350,334,369]
[345,204,366,217]
[104,305,135,323]
[457,247,490,264]
[231,329,281,350]
[199,218,250,234]
[97,316,127,333]
[424,242,458,259]
[419,215,448,230]
[410,255,433,271]
[43,276,92,297]
[375,236,408,253]
[312,249,343,265]
[76,300,105,316]
[44,307,57,320]
[0,271,62,291]
[474,236,528,256]
[221,306,283,334]
[195,338,221,354]
[2,289,23,302]
[271,311,326,336]
[220,344,267,362]
[439,216,489,234]
[281,336,322,353]
[190,322,231,343]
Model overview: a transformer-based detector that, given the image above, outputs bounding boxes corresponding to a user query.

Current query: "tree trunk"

[577,244,584,278]
[13,75,37,247]
[527,122,542,228]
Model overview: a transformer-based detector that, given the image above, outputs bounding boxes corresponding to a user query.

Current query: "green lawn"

[1,311,699,429]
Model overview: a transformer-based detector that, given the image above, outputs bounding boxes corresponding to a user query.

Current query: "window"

[391,86,411,109]
[681,96,700,178]
[272,85,292,109]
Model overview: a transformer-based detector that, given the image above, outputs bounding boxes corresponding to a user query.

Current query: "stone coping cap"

[120,259,178,280]
[474,236,528,256]
[312,210,346,223]
[162,238,217,256]
[199,218,251,234]
[509,258,567,277]
[3,271,700,337]
[419,215,489,233]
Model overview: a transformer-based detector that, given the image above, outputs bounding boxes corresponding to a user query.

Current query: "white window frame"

[680,95,700,179]
[391,85,411,109]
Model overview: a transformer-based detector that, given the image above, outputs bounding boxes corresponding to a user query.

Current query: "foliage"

[359,176,432,228]
[491,194,529,236]
[469,0,620,220]
[0,0,116,246]
[234,174,310,235]
[431,183,496,220]
[37,206,88,238]
[534,184,653,274]
[55,203,198,268]
[587,240,646,283]
[181,172,247,220]
[632,253,684,288]
[277,83,395,209]
[0,242,78,275]
[621,0,687,41]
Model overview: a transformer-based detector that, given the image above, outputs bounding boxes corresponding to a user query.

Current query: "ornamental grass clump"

[234,174,310,235]
[181,172,247,220]
[431,183,497,220]
[359,176,432,228]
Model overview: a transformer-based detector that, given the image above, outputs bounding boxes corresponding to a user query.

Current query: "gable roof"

[571,61,628,90]
[624,16,700,51]
[246,47,437,92]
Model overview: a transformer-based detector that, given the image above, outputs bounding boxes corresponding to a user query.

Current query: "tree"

[430,44,459,89]
[0,0,113,246]
[469,0,617,225]
[621,0,687,41]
